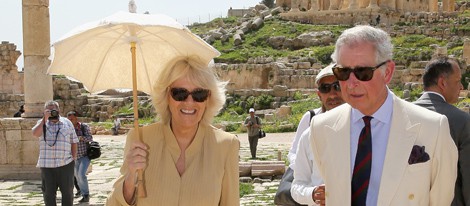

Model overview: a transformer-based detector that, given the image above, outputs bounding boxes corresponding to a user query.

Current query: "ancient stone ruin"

[277,0,458,25]
[0,42,24,117]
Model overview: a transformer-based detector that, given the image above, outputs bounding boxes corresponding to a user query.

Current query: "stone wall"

[280,0,451,13]
[279,0,468,25]
[0,94,24,117]
[214,57,469,99]
[282,8,400,25]
[0,118,41,179]
[0,41,23,94]
[0,74,153,121]
[51,77,153,122]
[215,61,320,98]
[227,8,253,17]
[464,39,470,63]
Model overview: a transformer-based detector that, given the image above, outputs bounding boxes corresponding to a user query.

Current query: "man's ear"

[437,76,446,90]
[384,60,395,84]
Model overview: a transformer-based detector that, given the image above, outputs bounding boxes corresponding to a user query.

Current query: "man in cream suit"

[309,25,458,206]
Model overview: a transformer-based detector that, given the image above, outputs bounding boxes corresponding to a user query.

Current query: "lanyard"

[43,123,61,147]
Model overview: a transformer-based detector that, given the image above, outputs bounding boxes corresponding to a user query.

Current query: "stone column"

[22,0,52,118]
[442,0,455,12]
[429,0,438,12]
[290,0,300,11]
[367,0,380,9]
[329,0,341,10]
[309,0,319,11]
[463,39,470,64]
[349,0,359,9]
[382,0,396,10]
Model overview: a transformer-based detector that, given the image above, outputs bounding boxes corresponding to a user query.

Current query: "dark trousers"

[74,177,80,193]
[248,135,259,158]
[41,161,75,206]
[274,167,306,205]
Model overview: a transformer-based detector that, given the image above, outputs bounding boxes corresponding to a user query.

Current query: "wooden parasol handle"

[131,42,147,198]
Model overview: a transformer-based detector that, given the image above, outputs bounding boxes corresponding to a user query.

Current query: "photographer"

[32,100,78,206]
[244,108,261,159]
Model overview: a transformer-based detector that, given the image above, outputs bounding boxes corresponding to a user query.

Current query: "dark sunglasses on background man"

[169,87,210,102]
[332,60,389,81]
[319,81,341,93]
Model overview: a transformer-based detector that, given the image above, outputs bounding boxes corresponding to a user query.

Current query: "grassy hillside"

[189,14,467,66]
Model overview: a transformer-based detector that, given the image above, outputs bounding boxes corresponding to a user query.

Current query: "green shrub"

[460,10,470,18]
[115,104,134,116]
[240,183,254,197]
[255,94,275,109]
[293,91,303,100]
[224,123,240,132]
[313,46,335,65]
[449,46,463,57]
[391,86,423,101]
[456,98,470,108]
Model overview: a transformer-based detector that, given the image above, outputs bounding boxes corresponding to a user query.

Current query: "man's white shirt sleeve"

[291,129,323,205]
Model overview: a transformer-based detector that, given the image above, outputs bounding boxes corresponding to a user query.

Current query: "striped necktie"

[351,116,373,206]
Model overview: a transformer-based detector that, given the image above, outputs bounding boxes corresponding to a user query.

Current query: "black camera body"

[49,109,60,120]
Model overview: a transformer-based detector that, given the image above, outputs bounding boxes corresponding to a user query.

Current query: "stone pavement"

[0,132,296,206]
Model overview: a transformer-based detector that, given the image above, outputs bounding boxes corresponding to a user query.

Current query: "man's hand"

[312,184,326,206]
[43,109,51,120]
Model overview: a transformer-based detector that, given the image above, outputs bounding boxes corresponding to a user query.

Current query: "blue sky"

[0,0,261,70]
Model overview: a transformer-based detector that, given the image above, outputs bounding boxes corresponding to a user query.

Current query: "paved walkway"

[0,132,296,206]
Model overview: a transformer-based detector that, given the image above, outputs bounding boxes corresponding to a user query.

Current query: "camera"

[49,109,59,120]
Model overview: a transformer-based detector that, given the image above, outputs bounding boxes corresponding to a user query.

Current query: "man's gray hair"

[44,100,60,110]
[331,25,393,64]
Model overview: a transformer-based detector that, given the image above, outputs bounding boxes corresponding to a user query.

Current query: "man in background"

[112,116,121,136]
[414,56,470,206]
[32,100,78,206]
[244,108,261,159]
[13,105,25,117]
[275,63,344,205]
[67,111,93,203]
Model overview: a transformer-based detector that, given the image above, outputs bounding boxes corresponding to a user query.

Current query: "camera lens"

[49,109,59,120]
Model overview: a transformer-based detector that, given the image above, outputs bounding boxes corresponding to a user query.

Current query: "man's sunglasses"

[319,81,341,93]
[169,87,210,102]
[332,61,389,81]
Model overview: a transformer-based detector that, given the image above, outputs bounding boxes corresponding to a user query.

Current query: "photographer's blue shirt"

[34,116,78,168]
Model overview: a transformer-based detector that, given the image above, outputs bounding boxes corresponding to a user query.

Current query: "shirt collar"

[423,91,446,102]
[352,89,393,125]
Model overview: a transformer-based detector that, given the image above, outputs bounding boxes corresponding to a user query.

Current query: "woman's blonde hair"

[151,56,227,125]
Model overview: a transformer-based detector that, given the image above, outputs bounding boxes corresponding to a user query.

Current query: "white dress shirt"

[350,90,393,206]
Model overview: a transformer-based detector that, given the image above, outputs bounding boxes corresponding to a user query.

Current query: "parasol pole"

[131,42,147,198]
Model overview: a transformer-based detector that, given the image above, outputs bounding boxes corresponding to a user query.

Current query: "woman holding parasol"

[106,56,240,205]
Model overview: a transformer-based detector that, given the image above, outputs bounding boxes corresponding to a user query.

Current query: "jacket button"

[408,194,414,200]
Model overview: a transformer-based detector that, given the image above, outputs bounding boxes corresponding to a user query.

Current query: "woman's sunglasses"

[319,81,341,94]
[169,87,210,102]
[332,61,389,81]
